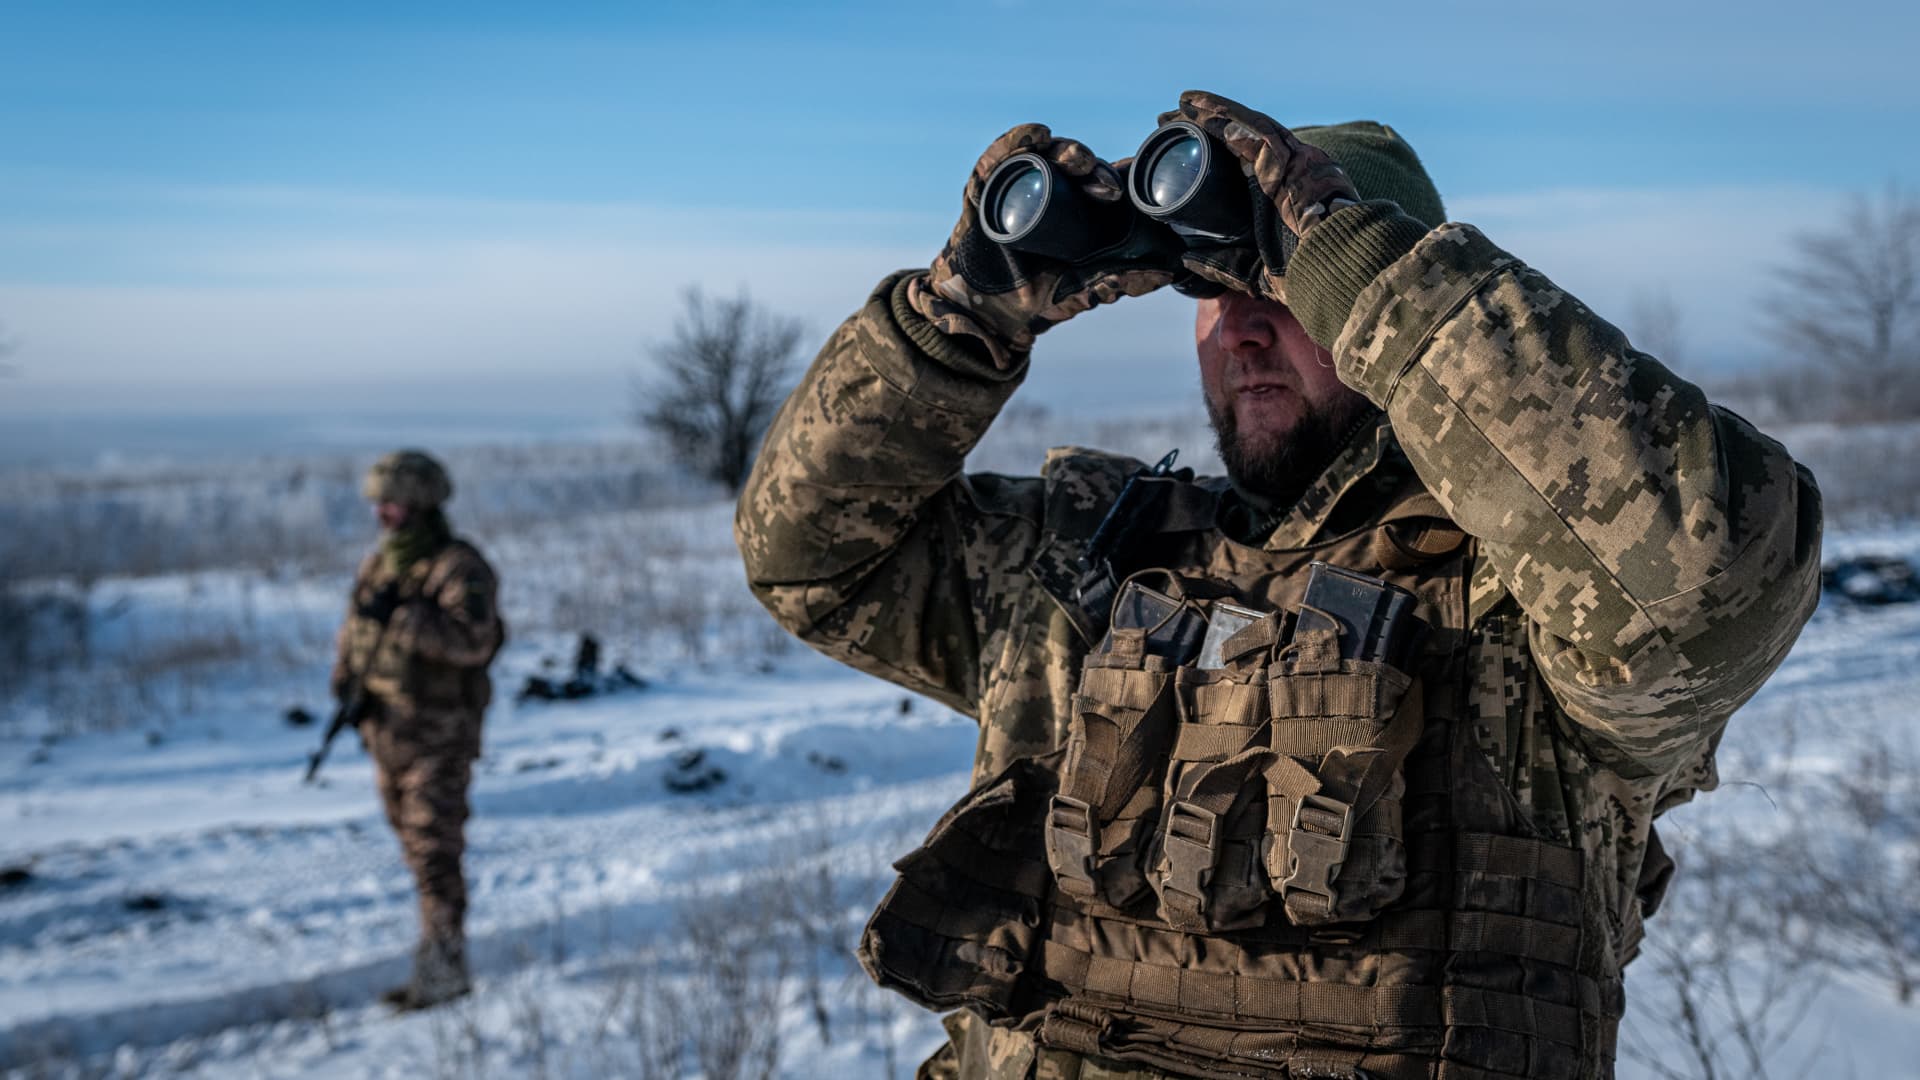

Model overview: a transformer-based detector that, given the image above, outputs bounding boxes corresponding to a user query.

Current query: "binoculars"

[978,120,1256,264]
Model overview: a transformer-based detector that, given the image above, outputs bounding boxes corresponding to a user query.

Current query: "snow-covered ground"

[2,616,970,1076]
[4,448,1920,1078]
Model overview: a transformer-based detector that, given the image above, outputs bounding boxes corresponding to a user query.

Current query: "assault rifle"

[304,602,397,784]
[304,680,372,784]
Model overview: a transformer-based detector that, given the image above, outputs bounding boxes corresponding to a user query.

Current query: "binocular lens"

[1145,135,1205,210]
[976,147,1182,266]
[1128,120,1253,244]
[993,164,1049,238]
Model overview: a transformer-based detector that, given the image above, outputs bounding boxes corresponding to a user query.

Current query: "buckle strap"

[1157,801,1220,926]
[1045,794,1098,899]
[1278,793,1355,918]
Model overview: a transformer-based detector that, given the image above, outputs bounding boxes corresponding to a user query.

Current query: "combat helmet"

[363,449,453,508]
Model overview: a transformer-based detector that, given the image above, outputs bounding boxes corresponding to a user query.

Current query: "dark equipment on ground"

[516,633,649,703]
[283,706,316,728]
[1821,554,1920,606]
[664,747,727,793]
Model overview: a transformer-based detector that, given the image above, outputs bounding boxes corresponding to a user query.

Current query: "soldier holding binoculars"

[738,91,1822,1079]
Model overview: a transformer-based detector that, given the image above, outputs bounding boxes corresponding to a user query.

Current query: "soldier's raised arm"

[736,125,1176,713]
[1170,91,1823,776]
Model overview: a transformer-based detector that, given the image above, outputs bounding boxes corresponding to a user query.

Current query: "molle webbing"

[860,478,1623,1077]
[1034,827,1604,1018]
[860,757,1058,1017]
[1050,663,1178,905]
[861,743,1620,1077]
[1032,820,1616,1078]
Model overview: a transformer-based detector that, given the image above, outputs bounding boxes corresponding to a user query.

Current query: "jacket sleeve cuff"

[1287,200,1432,349]
[855,271,1030,417]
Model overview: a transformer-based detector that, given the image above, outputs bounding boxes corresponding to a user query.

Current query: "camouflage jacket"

[738,223,1822,1065]
[333,538,505,740]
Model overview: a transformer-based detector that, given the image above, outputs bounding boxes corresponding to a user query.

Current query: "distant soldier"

[333,449,504,1010]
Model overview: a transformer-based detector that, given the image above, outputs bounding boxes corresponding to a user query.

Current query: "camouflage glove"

[1159,90,1359,302]
[911,124,1177,368]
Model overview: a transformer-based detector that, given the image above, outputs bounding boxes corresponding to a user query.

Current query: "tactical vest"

[345,541,496,716]
[860,471,1623,1080]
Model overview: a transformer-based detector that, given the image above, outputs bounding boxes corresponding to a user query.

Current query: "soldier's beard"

[1205,393,1378,512]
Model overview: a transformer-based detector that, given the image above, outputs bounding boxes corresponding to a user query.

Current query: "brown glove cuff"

[898,273,1028,374]
[1288,200,1431,349]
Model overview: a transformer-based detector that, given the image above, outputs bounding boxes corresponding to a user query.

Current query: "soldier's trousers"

[367,712,479,944]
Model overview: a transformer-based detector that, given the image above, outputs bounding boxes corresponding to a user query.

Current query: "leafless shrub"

[849,978,910,1080]
[0,1027,109,1080]
[285,977,339,1054]
[0,437,701,586]
[6,582,304,735]
[504,962,556,1080]
[0,566,38,704]
[599,949,698,1076]
[1623,822,1830,1080]
[1783,730,1920,1006]
[658,577,717,664]
[678,877,792,1080]
[426,992,492,1080]
[509,508,793,668]
[767,813,858,1048]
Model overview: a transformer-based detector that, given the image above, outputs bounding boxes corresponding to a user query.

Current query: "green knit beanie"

[1294,121,1445,228]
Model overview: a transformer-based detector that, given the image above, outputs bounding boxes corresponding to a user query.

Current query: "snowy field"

[3,423,1919,1078]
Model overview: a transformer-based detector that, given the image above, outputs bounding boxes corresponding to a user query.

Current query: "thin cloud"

[0,181,1853,415]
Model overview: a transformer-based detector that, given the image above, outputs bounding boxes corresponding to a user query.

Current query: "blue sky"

[2,0,1917,418]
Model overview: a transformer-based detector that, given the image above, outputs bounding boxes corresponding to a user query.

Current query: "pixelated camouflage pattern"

[739,202,1820,1075]
[918,124,1175,367]
[1334,222,1822,781]
[362,448,454,509]
[335,536,504,944]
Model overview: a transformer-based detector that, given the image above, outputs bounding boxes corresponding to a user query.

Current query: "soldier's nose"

[1218,292,1279,354]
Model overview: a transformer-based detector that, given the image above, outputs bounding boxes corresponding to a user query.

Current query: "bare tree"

[633,288,802,495]
[1763,184,1920,420]
[1787,730,1920,1006]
